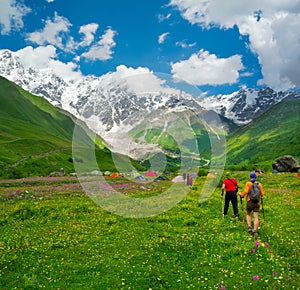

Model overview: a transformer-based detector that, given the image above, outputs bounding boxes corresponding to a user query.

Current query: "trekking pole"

[221,194,224,219]
[240,196,245,227]
[261,197,265,220]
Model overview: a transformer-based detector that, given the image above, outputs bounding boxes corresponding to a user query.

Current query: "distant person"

[239,172,264,235]
[221,173,239,218]
[186,174,193,187]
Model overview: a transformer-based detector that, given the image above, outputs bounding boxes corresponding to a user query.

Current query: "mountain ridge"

[1,48,299,130]
[0,75,299,177]
[198,87,300,125]
[0,49,299,162]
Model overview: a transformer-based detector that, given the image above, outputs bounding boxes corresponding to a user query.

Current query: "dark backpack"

[249,182,260,203]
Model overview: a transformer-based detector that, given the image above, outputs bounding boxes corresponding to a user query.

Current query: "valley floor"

[0,172,299,289]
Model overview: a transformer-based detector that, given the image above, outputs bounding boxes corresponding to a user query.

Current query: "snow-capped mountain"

[0,48,299,157]
[0,49,209,157]
[0,49,68,107]
[198,87,300,125]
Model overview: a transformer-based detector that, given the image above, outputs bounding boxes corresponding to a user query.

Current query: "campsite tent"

[108,172,119,178]
[129,170,140,177]
[144,170,158,177]
[89,170,102,176]
[154,175,169,181]
[135,175,145,181]
[172,176,185,183]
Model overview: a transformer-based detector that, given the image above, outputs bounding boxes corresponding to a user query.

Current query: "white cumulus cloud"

[109,65,185,95]
[81,28,117,61]
[239,12,300,89]
[26,12,72,50]
[0,0,31,35]
[78,23,99,47]
[169,0,300,90]
[16,46,82,81]
[171,49,244,86]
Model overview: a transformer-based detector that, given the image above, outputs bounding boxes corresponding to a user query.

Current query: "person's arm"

[239,182,250,198]
[221,183,225,196]
[259,184,264,198]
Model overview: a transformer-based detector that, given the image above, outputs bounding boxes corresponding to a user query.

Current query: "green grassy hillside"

[0,76,144,178]
[225,100,300,170]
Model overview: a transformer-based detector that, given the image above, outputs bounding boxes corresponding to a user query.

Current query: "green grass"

[0,76,146,179]
[0,172,299,289]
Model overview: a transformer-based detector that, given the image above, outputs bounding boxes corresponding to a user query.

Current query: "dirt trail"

[10,147,71,168]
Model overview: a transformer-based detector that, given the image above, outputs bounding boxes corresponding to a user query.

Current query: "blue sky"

[0,0,299,96]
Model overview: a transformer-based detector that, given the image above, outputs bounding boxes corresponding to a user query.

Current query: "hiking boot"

[252,230,258,235]
[247,226,252,233]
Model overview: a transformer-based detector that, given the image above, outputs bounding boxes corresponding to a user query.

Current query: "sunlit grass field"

[0,172,299,289]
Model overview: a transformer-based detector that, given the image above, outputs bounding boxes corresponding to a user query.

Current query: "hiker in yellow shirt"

[239,172,264,235]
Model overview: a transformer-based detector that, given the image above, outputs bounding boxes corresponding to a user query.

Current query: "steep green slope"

[225,99,300,169]
[0,77,74,165]
[0,77,144,178]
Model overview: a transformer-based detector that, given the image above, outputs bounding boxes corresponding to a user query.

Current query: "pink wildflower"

[273,271,277,277]
[251,248,256,253]
[220,286,226,290]
[265,243,270,248]
[255,241,260,247]
[253,275,259,280]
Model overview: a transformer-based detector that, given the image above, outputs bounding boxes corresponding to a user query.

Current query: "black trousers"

[224,191,239,216]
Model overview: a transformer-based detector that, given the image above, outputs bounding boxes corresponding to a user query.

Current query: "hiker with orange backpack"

[239,172,264,235]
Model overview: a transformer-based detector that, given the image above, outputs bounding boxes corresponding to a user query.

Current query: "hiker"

[187,174,193,187]
[239,172,264,235]
[221,173,239,218]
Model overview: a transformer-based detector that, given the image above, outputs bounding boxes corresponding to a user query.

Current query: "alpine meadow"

[0,173,299,289]
[0,74,299,289]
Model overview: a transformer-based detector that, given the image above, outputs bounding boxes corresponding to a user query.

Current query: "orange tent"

[108,172,119,178]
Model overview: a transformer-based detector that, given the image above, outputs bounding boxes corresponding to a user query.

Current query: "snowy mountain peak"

[198,87,300,125]
[0,48,299,157]
[0,49,68,106]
